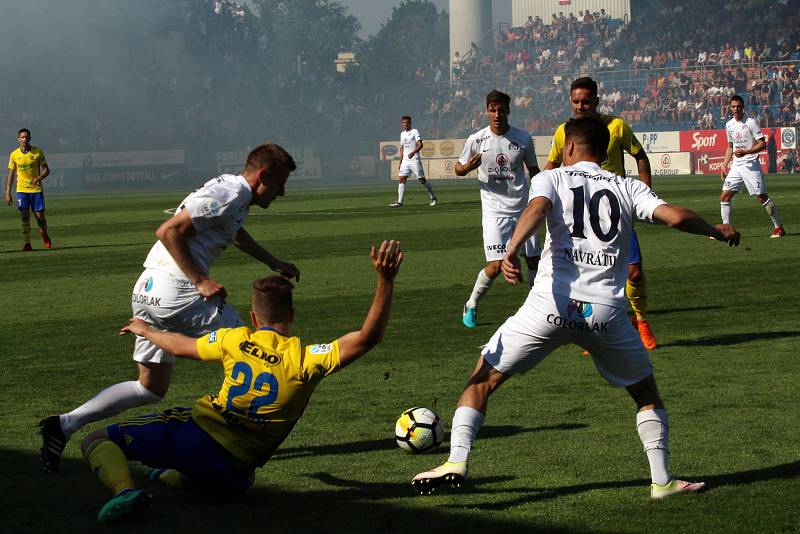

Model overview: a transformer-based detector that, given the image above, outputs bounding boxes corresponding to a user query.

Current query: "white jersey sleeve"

[143,175,252,279]
[458,132,479,165]
[628,179,666,223]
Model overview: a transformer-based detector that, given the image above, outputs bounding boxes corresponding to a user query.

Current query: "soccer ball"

[395,407,444,453]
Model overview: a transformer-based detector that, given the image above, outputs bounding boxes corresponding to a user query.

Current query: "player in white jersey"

[413,117,741,499]
[390,116,437,207]
[39,143,301,473]
[720,95,785,238]
[456,90,541,328]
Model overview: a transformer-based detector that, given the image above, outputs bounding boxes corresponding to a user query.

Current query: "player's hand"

[371,240,403,281]
[4,194,10,206]
[719,169,727,181]
[733,148,746,158]
[713,224,741,247]
[120,317,152,337]
[467,152,482,171]
[32,178,41,187]
[196,278,227,300]
[272,261,300,282]
[501,252,523,285]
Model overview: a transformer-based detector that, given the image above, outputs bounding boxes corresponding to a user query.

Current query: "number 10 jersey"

[530,161,665,307]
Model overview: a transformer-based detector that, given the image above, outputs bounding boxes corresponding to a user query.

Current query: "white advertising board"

[623,152,692,177]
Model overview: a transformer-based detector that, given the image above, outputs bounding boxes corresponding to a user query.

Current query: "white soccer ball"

[395,407,444,453]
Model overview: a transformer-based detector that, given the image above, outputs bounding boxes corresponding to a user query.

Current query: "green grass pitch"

[1,175,798,533]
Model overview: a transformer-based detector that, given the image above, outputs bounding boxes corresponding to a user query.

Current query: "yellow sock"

[86,440,135,495]
[22,220,31,243]
[626,277,648,320]
[157,469,185,488]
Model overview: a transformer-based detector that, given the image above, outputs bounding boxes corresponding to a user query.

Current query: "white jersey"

[459,125,538,216]
[726,117,764,166]
[530,161,666,307]
[143,174,252,279]
[400,128,422,161]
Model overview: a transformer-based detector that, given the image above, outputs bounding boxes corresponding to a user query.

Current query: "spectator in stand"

[757,105,774,127]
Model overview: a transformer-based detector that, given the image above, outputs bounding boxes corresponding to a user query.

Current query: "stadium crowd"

[1,0,798,157]
[427,0,800,137]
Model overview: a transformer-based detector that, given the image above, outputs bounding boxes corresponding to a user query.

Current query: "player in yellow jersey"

[545,77,657,350]
[78,240,403,523]
[5,128,52,250]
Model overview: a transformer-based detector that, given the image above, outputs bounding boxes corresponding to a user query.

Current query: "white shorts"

[723,160,767,195]
[483,213,541,261]
[481,292,653,387]
[399,159,425,179]
[131,269,244,364]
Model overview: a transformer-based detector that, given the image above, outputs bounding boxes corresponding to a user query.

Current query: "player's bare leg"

[626,375,705,498]
[41,363,170,472]
[463,261,501,328]
[33,210,51,248]
[418,177,437,205]
[19,208,32,251]
[413,358,509,494]
[756,193,785,237]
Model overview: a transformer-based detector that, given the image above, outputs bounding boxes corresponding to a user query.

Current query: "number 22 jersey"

[192,326,341,468]
[530,161,665,307]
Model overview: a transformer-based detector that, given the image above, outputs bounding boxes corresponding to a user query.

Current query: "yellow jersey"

[547,115,643,176]
[8,146,47,193]
[193,326,341,468]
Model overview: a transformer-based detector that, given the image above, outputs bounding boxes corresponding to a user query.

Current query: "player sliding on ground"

[39,144,301,473]
[412,117,740,499]
[79,240,402,523]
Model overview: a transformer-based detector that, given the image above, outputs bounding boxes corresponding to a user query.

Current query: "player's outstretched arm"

[337,240,403,368]
[502,196,552,284]
[120,318,201,359]
[652,204,740,246]
[234,227,301,281]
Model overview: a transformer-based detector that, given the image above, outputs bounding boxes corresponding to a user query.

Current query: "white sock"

[420,179,435,198]
[448,406,485,463]
[397,182,406,203]
[466,269,495,309]
[636,408,670,486]
[59,381,162,438]
[720,201,731,224]
[761,198,781,227]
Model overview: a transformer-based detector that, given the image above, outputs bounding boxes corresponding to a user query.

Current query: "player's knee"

[627,264,644,283]
[484,261,502,278]
[418,177,427,184]
[81,429,110,456]
[626,375,663,411]
[137,362,172,397]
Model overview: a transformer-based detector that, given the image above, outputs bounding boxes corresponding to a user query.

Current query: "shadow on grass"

[659,330,800,348]
[0,448,597,534]
[272,424,588,460]
[647,305,724,316]
[405,460,800,512]
[0,242,151,254]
